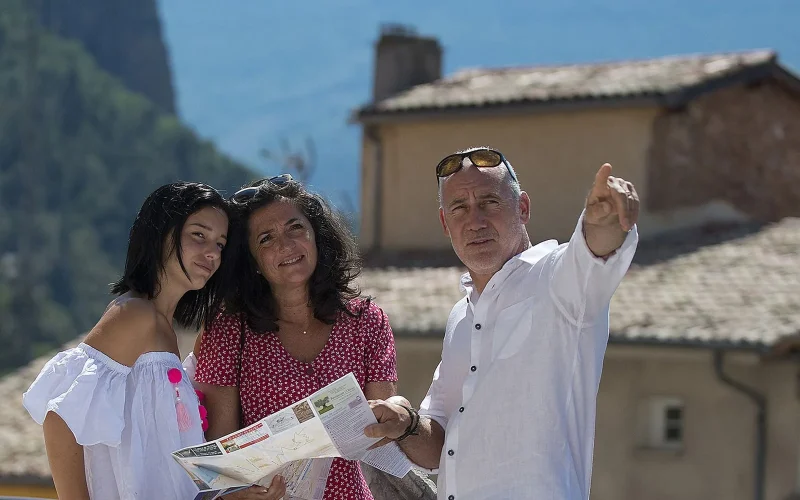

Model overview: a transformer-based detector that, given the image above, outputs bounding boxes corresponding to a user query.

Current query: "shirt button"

[475,323,481,330]
[305,366,314,376]
[459,407,464,412]
[448,449,454,456]
[449,496,455,500]
[470,365,477,372]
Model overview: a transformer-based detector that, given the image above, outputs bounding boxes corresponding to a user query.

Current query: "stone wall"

[647,81,800,221]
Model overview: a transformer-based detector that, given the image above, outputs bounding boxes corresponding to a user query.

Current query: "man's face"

[438,162,530,280]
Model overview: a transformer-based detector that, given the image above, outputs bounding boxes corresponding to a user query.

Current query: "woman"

[21,182,254,500]
[193,174,398,500]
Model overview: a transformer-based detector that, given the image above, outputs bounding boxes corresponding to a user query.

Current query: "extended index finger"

[594,163,612,187]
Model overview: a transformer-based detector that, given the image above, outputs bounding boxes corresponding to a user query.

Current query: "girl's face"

[163,206,229,291]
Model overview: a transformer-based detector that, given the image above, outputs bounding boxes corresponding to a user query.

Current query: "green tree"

[0,0,256,372]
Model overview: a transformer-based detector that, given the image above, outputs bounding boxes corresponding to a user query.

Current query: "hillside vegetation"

[0,1,255,372]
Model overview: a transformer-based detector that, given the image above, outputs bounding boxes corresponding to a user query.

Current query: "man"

[365,147,639,499]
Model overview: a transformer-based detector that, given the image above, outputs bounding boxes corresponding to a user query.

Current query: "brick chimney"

[372,24,442,103]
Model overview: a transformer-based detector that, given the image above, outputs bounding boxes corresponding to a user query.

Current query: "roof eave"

[351,56,800,126]
[660,59,792,108]
[0,473,53,486]
[351,93,663,126]
[609,335,772,353]
[771,63,800,96]
[392,330,778,354]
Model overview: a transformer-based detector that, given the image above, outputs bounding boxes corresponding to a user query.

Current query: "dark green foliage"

[0,1,255,372]
[37,0,177,114]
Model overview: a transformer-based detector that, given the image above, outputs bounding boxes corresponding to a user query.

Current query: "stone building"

[350,26,800,500]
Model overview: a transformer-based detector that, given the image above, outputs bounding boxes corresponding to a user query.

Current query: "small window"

[663,406,683,443]
[638,397,685,450]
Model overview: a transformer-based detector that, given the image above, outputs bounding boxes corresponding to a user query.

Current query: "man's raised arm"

[547,163,640,324]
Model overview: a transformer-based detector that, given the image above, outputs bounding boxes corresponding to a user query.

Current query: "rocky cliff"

[37,0,176,113]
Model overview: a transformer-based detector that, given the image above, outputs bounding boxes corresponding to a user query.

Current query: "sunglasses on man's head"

[230,174,294,204]
[435,148,518,183]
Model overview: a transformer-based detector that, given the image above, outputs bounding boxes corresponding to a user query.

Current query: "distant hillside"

[0,1,255,372]
[37,0,176,113]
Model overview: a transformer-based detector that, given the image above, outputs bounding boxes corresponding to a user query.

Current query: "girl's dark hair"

[227,176,363,333]
[110,182,237,330]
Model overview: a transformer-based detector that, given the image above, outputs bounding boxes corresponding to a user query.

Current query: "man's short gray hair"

[437,147,522,206]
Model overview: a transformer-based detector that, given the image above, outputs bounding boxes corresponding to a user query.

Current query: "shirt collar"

[459,239,559,297]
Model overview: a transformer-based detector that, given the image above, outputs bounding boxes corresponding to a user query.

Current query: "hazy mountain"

[38,0,176,113]
[0,0,254,371]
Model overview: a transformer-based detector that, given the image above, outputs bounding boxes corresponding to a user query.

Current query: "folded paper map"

[172,373,414,500]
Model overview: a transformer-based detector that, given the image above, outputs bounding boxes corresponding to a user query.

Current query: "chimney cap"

[379,23,418,37]
[377,23,439,45]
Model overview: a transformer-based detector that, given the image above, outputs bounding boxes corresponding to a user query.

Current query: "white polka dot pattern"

[195,299,398,500]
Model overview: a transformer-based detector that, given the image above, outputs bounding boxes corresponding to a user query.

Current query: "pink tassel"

[175,398,193,432]
[168,368,192,432]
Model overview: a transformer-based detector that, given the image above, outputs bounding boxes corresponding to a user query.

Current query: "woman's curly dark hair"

[226,175,365,333]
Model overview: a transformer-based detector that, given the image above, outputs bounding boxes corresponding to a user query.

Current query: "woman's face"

[164,205,229,291]
[248,199,318,289]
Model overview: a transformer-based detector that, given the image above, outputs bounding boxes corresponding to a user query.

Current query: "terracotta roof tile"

[610,218,800,349]
[359,267,465,336]
[0,347,56,483]
[358,217,800,350]
[357,50,781,117]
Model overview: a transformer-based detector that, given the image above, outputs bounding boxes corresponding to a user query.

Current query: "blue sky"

[157,0,800,210]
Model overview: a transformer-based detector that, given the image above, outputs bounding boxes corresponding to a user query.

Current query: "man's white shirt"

[419,211,638,500]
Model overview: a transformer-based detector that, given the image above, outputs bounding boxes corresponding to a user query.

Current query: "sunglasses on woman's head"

[435,148,518,183]
[230,174,294,204]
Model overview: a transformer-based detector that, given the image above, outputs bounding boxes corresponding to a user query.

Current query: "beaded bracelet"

[394,404,420,442]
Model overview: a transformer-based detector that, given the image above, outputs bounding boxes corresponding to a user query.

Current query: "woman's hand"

[222,476,286,499]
